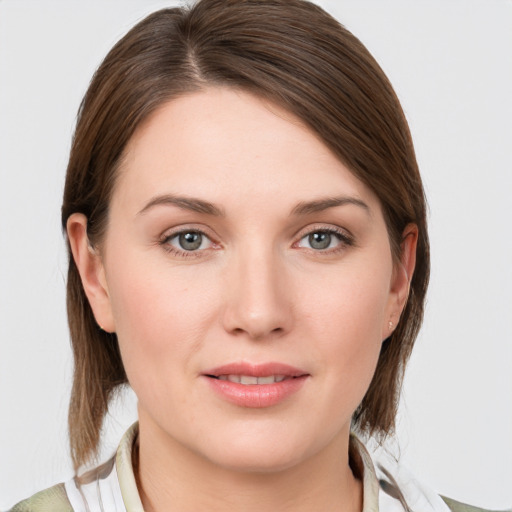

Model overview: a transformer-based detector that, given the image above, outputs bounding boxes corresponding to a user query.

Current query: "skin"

[68,87,416,512]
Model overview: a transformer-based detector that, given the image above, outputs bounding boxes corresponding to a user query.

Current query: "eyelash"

[159,225,354,258]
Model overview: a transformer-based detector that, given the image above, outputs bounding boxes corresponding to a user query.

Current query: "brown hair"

[62,0,429,470]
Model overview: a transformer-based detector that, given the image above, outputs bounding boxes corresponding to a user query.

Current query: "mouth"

[203,362,308,382]
[202,362,309,408]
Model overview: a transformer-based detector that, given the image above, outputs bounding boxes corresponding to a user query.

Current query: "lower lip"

[204,376,308,408]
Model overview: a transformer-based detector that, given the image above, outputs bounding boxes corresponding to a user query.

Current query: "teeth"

[217,375,287,385]
[257,375,276,384]
[240,375,258,385]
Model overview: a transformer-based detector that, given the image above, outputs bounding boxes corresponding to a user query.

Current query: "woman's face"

[78,87,411,472]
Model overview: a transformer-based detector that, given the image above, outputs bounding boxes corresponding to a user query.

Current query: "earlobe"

[66,213,115,333]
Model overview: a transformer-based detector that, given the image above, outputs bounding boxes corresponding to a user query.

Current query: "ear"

[384,223,418,338]
[66,213,115,333]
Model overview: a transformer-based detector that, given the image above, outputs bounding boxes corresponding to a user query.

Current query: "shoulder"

[442,496,512,512]
[351,433,510,512]
[7,423,140,512]
[8,483,73,512]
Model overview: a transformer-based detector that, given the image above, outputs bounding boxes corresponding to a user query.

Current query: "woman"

[6,1,507,511]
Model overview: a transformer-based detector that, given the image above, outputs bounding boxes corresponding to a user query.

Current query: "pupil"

[309,232,331,250]
[179,232,202,251]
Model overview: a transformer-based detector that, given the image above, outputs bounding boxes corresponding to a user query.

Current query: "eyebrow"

[291,196,371,216]
[137,194,225,217]
[137,194,369,218]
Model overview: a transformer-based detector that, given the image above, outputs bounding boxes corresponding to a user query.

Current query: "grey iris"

[179,232,203,251]
[309,232,331,250]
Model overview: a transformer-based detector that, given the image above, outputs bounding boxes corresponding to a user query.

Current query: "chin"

[192,425,319,474]
[206,444,307,474]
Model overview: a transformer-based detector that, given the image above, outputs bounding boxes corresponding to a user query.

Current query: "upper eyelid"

[159,224,217,242]
[294,223,353,240]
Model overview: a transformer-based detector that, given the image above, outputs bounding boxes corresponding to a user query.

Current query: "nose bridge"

[223,240,292,340]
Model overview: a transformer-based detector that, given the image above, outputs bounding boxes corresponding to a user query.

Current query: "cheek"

[303,263,391,346]
[301,262,391,399]
[104,254,221,380]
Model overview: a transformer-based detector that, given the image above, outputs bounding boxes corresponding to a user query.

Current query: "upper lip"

[203,362,308,378]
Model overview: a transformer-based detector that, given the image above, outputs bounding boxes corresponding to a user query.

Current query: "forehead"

[115,87,379,213]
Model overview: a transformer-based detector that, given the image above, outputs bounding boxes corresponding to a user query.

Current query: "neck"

[134,420,363,512]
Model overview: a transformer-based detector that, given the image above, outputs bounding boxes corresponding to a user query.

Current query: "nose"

[222,248,293,341]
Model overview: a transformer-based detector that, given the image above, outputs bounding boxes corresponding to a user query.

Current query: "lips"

[204,362,307,378]
[202,362,309,408]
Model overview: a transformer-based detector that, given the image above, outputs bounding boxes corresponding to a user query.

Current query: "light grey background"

[1,0,511,509]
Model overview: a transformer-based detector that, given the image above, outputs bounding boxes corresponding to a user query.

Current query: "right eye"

[163,230,214,253]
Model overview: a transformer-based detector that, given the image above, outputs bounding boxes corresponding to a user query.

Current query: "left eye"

[297,231,345,250]
[166,231,213,251]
